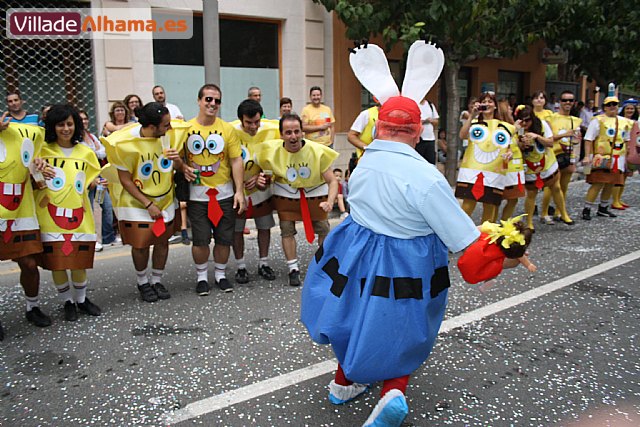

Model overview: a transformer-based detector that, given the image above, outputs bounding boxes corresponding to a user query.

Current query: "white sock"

[236,257,246,270]
[286,259,299,272]
[73,281,87,304]
[259,257,269,268]
[584,201,596,210]
[214,263,226,282]
[195,262,208,282]
[136,268,149,286]
[599,198,612,208]
[55,282,74,303]
[150,269,164,285]
[25,296,39,311]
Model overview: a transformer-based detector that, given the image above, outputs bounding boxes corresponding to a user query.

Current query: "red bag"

[627,121,640,166]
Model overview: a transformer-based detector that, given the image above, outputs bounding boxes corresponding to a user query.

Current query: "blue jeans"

[88,187,116,244]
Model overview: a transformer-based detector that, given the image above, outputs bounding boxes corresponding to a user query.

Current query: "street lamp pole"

[203,0,220,84]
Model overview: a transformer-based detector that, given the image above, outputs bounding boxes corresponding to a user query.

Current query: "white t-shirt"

[350,109,370,133]
[166,102,183,119]
[419,101,439,140]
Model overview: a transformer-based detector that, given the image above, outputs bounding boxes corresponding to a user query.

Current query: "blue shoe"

[363,389,408,427]
[328,380,369,405]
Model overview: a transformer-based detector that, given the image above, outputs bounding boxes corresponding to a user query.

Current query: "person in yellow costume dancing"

[36,105,103,321]
[103,102,191,303]
[254,113,339,286]
[0,117,54,337]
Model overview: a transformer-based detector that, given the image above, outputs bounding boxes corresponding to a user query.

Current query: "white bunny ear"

[401,40,445,105]
[349,43,400,104]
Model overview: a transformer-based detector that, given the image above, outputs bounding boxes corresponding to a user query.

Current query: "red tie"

[3,220,14,244]
[62,234,73,256]
[612,155,619,173]
[245,197,254,219]
[299,188,315,244]
[471,172,485,201]
[152,217,166,237]
[535,173,544,190]
[206,188,223,226]
[517,173,524,193]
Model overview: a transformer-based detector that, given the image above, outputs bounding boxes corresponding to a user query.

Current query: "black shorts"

[187,197,235,246]
[416,139,436,164]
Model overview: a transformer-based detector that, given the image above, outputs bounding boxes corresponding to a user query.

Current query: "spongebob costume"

[254,138,338,242]
[34,142,101,270]
[0,123,44,260]
[230,119,280,219]
[585,115,632,185]
[102,121,191,248]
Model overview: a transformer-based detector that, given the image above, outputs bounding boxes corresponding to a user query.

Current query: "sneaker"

[182,235,191,245]
[288,270,301,287]
[64,301,78,322]
[216,278,233,293]
[104,236,122,247]
[196,280,210,296]
[597,206,617,218]
[153,283,171,299]
[541,215,555,225]
[25,307,52,327]
[328,380,369,405]
[258,265,276,281]
[95,242,103,252]
[339,212,349,220]
[235,268,250,284]
[138,283,158,303]
[168,234,183,244]
[582,208,591,221]
[77,298,101,316]
[363,389,409,427]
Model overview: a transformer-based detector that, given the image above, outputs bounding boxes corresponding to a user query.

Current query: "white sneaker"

[340,212,349,220]
[95,242,103,252]
[168,234,183,244]
[363,389,408,427]
[328,380,369,405]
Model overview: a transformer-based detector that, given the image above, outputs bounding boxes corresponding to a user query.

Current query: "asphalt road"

[1,176,639,426]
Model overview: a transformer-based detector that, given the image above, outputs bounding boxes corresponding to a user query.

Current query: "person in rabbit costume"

[300,40,480,426]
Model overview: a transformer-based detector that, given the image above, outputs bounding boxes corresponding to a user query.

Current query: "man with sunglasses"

[182,84,245,294]
[581,95,632,220]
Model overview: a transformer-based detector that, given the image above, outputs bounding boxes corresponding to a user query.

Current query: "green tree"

[314,0,570,184]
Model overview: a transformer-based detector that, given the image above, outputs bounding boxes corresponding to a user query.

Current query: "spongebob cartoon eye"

[21,138,35,167]
[535,140,545,153]
[74,171,86,194]
[0,139,6,162]
[139,160,154,179]
[47,167,66,191]
[492,129,510,148]
[636,135,640,147]
[205,133,225,155]
[157,155,173,172]
[298,166,311,179]
[469,125,487,143]
[240,145,250,164]
[606,127,616,138]
[286,166,298,182]
[187,134,205,155]
[621,130,629,140]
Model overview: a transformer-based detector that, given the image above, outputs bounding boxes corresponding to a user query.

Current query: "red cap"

[378,96,421,125]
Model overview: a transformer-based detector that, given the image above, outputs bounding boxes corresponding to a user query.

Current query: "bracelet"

[145,201,153,209]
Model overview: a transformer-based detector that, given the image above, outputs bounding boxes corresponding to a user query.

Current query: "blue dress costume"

[301,139,479,384]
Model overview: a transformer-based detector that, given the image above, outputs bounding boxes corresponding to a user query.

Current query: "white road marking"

[165,249,640,424]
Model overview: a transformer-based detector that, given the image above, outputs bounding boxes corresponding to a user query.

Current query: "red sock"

[335,364,353,386]
[380,375,410,397]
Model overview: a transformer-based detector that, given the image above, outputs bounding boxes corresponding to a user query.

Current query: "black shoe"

[0,320,4,341]
[196,280,210,296]
[25,307,52,327]
[182,236,191,245]
[77,298,101,316]
[288,270,301,287]
[153,283,171,300]
[138,283,158,303]
[258,265,276,281]
[64,301,78,321]
[597,206,617,218]
[216,278,233,293]
[235,268,249,284]
[582,208,591,221]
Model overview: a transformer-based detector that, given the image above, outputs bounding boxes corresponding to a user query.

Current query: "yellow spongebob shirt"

[231,119,280,194]
[300,104,335,146]
[34,143,101,240]
[548,113,580,157]
[184,117,242,202]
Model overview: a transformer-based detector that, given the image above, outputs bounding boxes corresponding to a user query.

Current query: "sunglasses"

[560,98,574,102]
[604,102,619,107]
[204,96,222,105]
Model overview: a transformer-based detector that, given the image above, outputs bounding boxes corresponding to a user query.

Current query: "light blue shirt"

[348,139,479,252]
[5,113,39,125]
